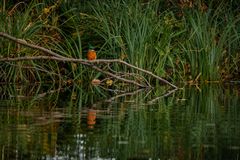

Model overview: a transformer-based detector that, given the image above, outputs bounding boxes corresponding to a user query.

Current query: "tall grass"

[0,2,47,82]
[181,2,240,81]
[90,0,160,66]
[83,0,188,84]
[0,1,84,83]
[48,29,91,82]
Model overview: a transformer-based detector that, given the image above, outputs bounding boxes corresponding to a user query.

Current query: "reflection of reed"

[105,88,145,102]
[147,88,178,104]
[0,84,42,99]
[0,83,62,101]
[0,108,64,158]
[183,85,240,159]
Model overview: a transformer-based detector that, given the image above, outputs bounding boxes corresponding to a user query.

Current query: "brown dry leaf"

[120,53,128,60]
[91,79,101,85]
[71,63,77,71]
[200,2,208,12]
[43,7,50,14]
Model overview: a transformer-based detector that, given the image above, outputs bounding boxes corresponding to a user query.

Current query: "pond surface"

[0,84,239,160]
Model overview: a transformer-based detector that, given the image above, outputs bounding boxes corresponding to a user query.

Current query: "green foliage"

[90,0,160,64]
[0,2,44,82]
[179,1,240,81]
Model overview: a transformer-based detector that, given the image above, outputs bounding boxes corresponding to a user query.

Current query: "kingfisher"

[87,45,97,60]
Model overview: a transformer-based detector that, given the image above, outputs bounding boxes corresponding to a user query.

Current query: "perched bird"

[87,48,97,60]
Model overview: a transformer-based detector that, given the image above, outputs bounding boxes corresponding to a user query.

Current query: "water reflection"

[0,84,239,159]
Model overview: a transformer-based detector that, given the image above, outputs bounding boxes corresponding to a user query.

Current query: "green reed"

[90,0,160,65]
[86,0,186,82]
[0,2,53,83]
[0,1,82,83]
[181,2,240,81]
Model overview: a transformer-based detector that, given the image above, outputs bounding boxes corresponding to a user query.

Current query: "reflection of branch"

[147,88,178,104]
[105,88,145,102]
[0,32,178,89]
[97,85,126,93]
[10,88,62,100]
[34,88,62,99]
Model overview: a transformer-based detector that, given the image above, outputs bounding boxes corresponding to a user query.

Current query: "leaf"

[106,79,113,86]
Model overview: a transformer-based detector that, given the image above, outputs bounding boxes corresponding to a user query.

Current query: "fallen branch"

[0,32,65,58]
[0,32,178,89]
[0,56,146,88]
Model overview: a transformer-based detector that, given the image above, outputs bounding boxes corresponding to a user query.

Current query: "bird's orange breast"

[87,49,97,60]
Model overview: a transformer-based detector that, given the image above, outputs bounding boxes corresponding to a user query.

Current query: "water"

[0,84,239,160]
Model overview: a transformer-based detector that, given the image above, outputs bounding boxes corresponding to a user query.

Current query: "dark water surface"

[0,84,239,160]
